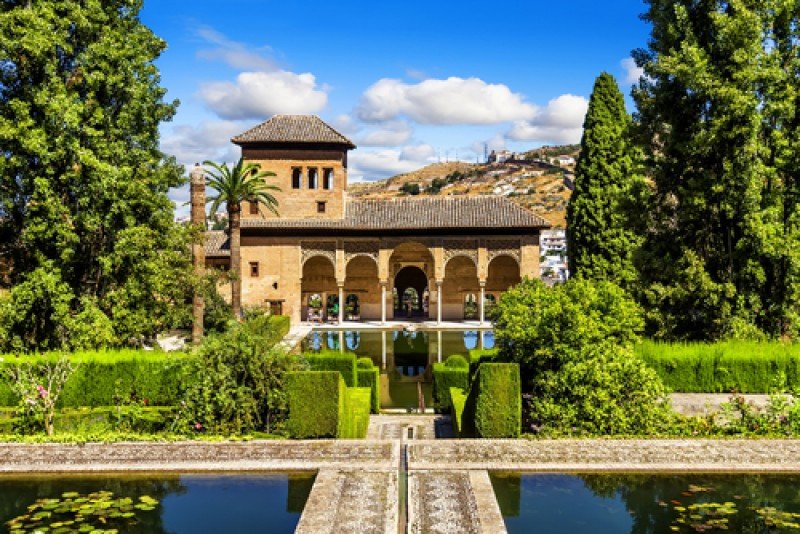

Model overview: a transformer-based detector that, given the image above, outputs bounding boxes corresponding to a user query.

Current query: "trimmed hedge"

[0,350,193,407]
[242,315,291,345]
[286,371,345,438]
[305,350,357,387]
[356,365,381,414]
[473,363,521,438]
[433,355,469,412]
[339,387,371,439]
[636,341,800,393]
[450,387,467,436]
[285,371,371,439]
[468,348,498,382]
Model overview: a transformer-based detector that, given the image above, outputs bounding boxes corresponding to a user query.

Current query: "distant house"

[540,229,567,256]
[553,155,576,166]
[487,149,514,164]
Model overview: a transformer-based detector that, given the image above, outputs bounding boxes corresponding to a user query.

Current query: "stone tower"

[190,163,206,343]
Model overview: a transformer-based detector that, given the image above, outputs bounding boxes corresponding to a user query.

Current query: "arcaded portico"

[204,115,549,324]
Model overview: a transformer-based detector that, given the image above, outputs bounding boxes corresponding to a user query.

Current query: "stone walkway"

[367,415,454,440]
[671,393,774,416]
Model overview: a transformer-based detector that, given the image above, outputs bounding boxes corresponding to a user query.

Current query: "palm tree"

[204,158,280,318]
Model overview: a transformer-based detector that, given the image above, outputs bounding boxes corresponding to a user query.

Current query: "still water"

[302,329,494,409]
[0,473,314,533]
[491,472,800,533]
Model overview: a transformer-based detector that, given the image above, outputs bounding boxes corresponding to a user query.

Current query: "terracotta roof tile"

[205,230,229,257]
[232,115,356,147]
[240,196,549,231]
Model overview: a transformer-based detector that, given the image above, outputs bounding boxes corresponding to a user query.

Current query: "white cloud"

[196,26,276,71]
[160,120,244,167]
[507,94,588,144]
[621,57,644,85]
[349,144,436,181]
[470,133,506,156]
[356,77,536,125]
[199,71,328,120]
[358,121,413,147]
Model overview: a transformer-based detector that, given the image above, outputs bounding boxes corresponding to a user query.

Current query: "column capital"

[478,279,487,287]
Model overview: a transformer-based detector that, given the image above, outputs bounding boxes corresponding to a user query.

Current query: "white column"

[381,331,387,369]
[479,284,486,325]
[338,285,344,324]
[381,282,387,325]
[436,280,443,325]
[437,330,442,363]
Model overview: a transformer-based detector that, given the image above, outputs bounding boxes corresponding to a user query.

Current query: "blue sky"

[142,0,650,211]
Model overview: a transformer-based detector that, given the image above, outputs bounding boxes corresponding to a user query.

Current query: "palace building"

[204,115,549,324]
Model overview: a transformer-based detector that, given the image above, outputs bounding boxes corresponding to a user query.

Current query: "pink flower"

[36,385,48,398]
[194,422,203,431]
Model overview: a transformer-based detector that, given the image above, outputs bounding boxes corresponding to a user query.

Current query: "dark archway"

[394,266,428,317]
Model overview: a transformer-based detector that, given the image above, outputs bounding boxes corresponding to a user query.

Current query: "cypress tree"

[633,0,800,339]
[0,1,192,350]
[566,72,641,287]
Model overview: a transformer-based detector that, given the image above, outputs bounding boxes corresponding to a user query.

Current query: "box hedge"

[0,350,194,407]
[339,387,371,439]
[468,348,498,382]
[286,371,345,438]
[356,361,381,414]
[433,355,469,412]
[473,363,521,438]
[304,350,357,387]
[450,387,467,436]
[636,341,800,393]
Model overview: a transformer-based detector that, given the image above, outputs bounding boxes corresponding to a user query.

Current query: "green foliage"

[356,364,380,414]
[634,1,800,339]
[0,2,194,352]
[400,182,420,195]
[432,359,469,413]
[0,350,191,408]
[493,278,643,387]
[473,364,521,438]
[305,350,357,386]
[339,387,371,439]
[529,343,672,436]
[567,72,642,288]
[450,387,467,436]
[357,357,374,369]
[178,321,304,435]
[286,371,343,438]
[637,340,800,393]
[2,355,75,435]
[468,349,498,382]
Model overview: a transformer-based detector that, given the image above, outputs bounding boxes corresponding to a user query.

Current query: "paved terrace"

[4,422,800,533]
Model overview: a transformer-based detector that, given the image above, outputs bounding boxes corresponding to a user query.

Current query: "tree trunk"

[190,165,206,343]
[229,204,242,319]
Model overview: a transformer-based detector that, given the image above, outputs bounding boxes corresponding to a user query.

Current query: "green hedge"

[473,363,521,438]
[433,356,469,412]
[468,348,498,382]
[450,387,467,436]
[0,350,194,407]
[305,350,357,386]
[286,371,345,438]
[339,387,371,439]
[356,365,381,414]
[636,341,800,393]
[242,315,290,345]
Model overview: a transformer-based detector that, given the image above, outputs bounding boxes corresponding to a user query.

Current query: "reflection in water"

[491,473,800,534]
[0,474,314,534]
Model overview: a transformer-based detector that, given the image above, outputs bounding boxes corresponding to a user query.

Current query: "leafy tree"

[400,182,420,195]
[204,158,279,318]
[0,1,192,351]
[567,72,642,287]
[633,1,800,339]
[493,278,669,435]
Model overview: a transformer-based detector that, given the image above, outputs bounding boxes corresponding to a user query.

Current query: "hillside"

[349,147,579,228]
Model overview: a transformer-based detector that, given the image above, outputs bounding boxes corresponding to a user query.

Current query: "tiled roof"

[231,115,356,148]
[240,196,549,231]
[205,230,229,257]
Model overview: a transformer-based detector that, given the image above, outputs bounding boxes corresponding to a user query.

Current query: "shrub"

[241,315,291,346]
[637,340,800,393]
[473,363,521,438]
[286,371,344,438]
[178,322,305,435]
[357,357,374,369]
[0,350,193,407]
[450,387,467,436]
[468,349,498,382]
[339,387,371,439]
[356,363,381,414]
[432,357,469,413]
[305,350,357,386]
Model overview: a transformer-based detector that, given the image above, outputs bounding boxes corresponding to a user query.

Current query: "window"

[249,201,259,215]
[323,168,334,190]
[317,201,326,213]
[308,167,318,189]
[249,262,259,277]
[292,168,302,189]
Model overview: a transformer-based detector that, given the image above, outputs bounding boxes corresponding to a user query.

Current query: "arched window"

[345,294,360,320]
[464,293,478,319]
[292,168,302,189]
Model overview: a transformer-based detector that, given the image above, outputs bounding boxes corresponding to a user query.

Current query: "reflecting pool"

[0,473,314,534]
[490,472,800,533]
[302,329,494,409]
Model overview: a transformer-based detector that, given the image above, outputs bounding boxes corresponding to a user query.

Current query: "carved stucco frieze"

[344,240,380,264]
[301,240,337,266]
[486,239,522,263]
[443,239,478,266]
